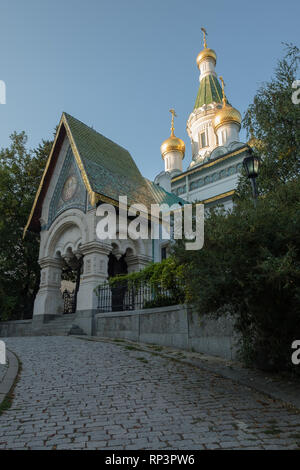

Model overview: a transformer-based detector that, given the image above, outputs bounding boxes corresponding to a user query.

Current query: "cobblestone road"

[0,336,300,450]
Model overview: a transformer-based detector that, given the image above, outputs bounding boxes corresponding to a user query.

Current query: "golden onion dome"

[196,48,217,68]
[161,109,185,159]
[213,103,241,131]
[160,135,185,159]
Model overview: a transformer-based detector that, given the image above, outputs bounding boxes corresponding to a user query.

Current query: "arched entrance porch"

[32,209,153,328]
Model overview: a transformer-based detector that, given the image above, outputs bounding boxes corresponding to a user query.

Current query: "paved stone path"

[0,336,300,450]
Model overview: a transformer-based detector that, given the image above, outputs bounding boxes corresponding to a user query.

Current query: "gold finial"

[169,108,177,136]
[219,76,227,107]
[201,27,208,48]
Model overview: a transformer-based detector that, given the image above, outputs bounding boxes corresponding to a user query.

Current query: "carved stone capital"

[39,257,64,269]
[80,241,111,256]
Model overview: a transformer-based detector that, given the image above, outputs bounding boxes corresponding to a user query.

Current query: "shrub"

[173,178,300,372]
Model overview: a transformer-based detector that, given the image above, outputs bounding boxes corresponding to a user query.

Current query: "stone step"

[37,321,73,327]
[38,325,73,331]
[32,316,86,336]
[45,315,76,324]
[68,325,86,335]
[33,330,70,336]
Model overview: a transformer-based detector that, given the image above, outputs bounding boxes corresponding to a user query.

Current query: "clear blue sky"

[0,0,299,180]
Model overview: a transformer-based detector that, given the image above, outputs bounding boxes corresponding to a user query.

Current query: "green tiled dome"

[194,75,224,109]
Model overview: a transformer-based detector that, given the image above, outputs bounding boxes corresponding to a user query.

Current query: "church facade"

[25,33,251,327]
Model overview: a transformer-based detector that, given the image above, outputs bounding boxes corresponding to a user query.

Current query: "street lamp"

[243,148,260,206]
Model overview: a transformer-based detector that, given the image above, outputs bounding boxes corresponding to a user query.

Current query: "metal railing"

[96,280,184,313]
[62,289,76,314]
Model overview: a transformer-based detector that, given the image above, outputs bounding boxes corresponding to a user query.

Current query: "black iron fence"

[62,289,76,314]
[96,280,184,313]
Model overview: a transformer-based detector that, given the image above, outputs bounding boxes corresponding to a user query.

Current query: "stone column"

[75,241,111,335]
[32,257,64,325]
[76,241,111,311]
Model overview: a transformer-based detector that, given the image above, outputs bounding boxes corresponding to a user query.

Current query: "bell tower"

[186,28,241,166]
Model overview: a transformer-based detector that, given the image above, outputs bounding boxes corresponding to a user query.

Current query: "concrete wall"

[95,304,239,360]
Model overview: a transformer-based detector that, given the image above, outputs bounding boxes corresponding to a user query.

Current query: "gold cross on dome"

[169,108,177,136]
[201,27,208,48]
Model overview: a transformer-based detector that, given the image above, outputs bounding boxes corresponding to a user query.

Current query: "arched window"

[199,131,208,149]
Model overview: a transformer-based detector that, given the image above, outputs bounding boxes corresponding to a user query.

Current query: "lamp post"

[243,148,260,207]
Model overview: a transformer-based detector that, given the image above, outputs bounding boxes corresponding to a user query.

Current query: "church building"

[24,31,251,328]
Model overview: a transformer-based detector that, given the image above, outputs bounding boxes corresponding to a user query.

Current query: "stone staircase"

[32,314,86,336]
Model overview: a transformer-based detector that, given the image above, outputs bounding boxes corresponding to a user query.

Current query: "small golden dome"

[213,103,241,131]
[196,48,217,68]
[160,135,185,159]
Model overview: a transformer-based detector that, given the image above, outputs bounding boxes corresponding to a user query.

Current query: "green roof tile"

[144,179,186,206]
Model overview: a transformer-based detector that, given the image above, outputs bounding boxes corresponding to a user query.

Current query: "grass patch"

[0,395,13,416]
[125,345,141,351]
[289,433,300,439]
[191,418,203,425]
[262,428,281,435]
[136,357,149,364]
[76,337,95,342]
[148,345,164,352]
[149,351,161,357]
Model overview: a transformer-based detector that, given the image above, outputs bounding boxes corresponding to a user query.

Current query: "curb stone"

[0,349,19,406]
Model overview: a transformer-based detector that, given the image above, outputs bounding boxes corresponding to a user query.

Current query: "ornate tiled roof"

[194,74,224,109]
[144,178,186,207]
[64,113,186,208]
[24,112,187,234]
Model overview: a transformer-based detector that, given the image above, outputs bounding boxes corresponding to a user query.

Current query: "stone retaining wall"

[95,304,239,360]
[0,320,33,337]
[0,305,239,360]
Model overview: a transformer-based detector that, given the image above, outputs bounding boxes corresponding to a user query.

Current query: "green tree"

[0,132,53,320]
[237,43,300,198]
